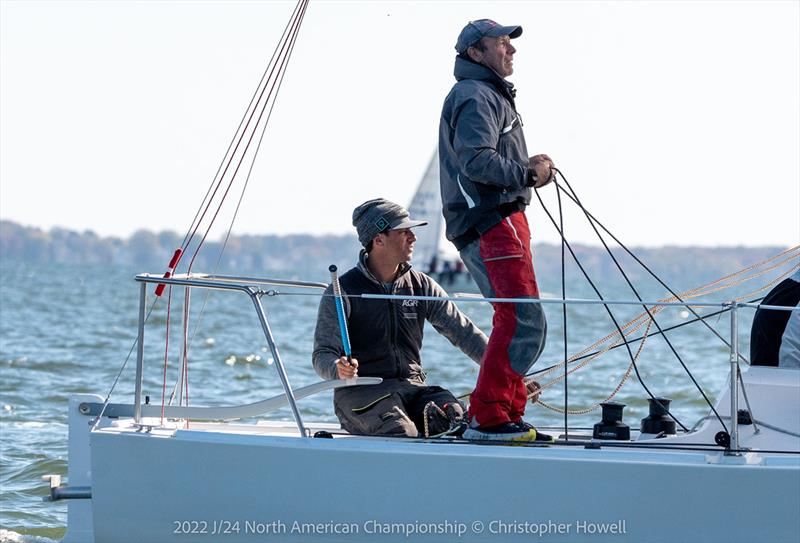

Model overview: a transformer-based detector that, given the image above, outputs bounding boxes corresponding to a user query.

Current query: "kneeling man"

[312,198,488,437]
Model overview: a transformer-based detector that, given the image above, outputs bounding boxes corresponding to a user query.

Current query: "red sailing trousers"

[460,211,546,427]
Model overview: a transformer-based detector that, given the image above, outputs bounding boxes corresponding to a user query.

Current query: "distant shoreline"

[1,219,793,290]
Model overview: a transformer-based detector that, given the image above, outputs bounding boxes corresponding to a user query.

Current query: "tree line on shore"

[0,220,361,273]
[0,220,787,290]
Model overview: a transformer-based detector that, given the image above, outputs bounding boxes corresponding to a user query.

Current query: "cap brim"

[486,25,522,39]
[391,219,428,230]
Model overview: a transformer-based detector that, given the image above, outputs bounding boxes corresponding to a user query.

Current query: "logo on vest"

[401,299,419,307]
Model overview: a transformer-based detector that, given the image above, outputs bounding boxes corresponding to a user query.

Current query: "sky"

[1,0,798,248]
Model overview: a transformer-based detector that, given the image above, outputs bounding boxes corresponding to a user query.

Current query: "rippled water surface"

[0,262,763,541]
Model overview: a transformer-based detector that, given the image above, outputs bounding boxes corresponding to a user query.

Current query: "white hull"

[62,366,800,543]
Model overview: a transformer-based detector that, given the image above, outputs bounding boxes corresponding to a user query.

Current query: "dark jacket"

[312,251,487,381]
[439,56,533,248]
[750,271,800,366]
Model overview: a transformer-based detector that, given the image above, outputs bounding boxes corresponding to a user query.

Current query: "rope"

[180,286,191,408]
[178,1,306,255]
[160,285,173,424]
[531,263,797,412]
[532,179,690,431]
[422,401,447,438]
[525,171,798,421]
[530,295,766,379]
[528,248,798,414]
[155,0,310,410]
[91,297,160,431]
[690,415,800,439]
[184,0,310,274]
[556,172,570,436]
[543,260,798,379]
[552,170,799,352]
[549,176,727,428]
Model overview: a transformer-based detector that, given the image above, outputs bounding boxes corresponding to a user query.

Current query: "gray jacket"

[312,251,487,381]
[439,56,533,248]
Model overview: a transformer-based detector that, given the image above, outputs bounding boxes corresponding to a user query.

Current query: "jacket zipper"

[386,282,403,378]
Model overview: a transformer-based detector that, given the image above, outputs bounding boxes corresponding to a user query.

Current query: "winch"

[640,397,677,438]
[593,401,630,440]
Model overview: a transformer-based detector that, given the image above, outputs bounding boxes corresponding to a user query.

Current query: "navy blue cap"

[455,19,523,54]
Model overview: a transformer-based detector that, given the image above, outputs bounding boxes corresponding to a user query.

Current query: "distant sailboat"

[407,150,475,291]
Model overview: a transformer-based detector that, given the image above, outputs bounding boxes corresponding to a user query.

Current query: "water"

[0,261,763,542]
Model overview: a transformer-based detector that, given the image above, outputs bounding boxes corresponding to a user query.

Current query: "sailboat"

[407,150,477,292]
[42,2,799,542]
[46,270,800,543]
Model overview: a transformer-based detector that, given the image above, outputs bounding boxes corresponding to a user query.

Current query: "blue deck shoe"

[463,421,554,443]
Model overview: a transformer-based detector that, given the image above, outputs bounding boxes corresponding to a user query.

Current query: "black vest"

[339,265,429,380]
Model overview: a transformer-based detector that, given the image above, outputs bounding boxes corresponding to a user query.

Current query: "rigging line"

[544,312,656,387]
[531,185,689,431]
[532,188,662,413]
[536,312,657,414]
[736,366,759,434]
[163,0,308,401]
[556,174,569,439]
[552,177,728,433]
[91,297,160,431]
[539,256,797,376]
[537,318,661,386]
[184,1,308,273]
[181,286,191,407]
[179,0,307,257]
[665,246,799,297]
[165,2,310,400]
[731,263,800,303]
[182,0,310,358]
[180,0,307,270]
[528,209,791,417]
[178,1,306,254]
[552,167,797,357]
[166,287,192,409]
[184,28,303,273]
[663,254,798,304]
[691,415,800,439]
[160,285,174,424]
[206,0,308,274]
[162,1,308,391]
[529,296,766,377]
[685,258,800,300]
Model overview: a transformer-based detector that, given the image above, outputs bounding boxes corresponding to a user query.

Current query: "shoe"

[517,420,555,442]
[443,403,467,437]
[433,420,467,438]
[463,421,554,443]
[423,401,467,437]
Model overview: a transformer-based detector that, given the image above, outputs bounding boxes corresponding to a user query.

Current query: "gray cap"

[455,19,523,54]
[352,198,427,248]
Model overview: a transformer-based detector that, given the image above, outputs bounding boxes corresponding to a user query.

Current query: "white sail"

[407,149,459,273]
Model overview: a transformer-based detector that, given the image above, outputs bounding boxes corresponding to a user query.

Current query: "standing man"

[439,19,555,441]
[313,198,489,438]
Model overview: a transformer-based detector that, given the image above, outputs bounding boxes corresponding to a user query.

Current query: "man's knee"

[509,302,547,374]
[336,399,418,437]
[375,406,419,437]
